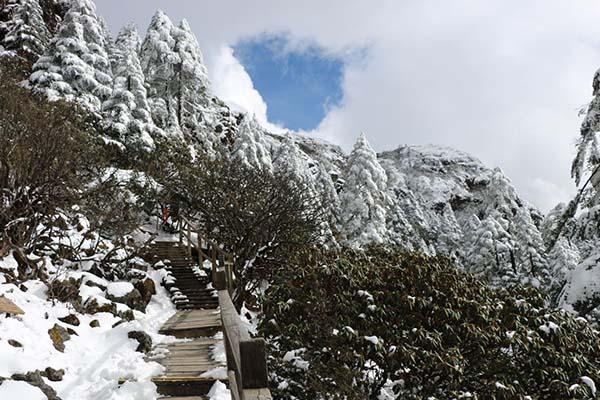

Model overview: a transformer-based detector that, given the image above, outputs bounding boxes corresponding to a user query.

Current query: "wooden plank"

[243,388,273,400]
[240,339,269,389]
[0,296,23,315]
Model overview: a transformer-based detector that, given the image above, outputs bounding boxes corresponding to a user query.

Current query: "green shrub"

[260,246,600,399]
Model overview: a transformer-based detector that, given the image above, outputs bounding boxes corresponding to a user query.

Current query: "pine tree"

[313,161,340,248]
[435,203,462,259]
[512,207,550,288]
[466,213,516,286]
[338,133,389,247]
[548,237,581,300]
[231,116,273,171]
[29,0,112,112]
[0,0,50,60]
[172,19,210,132]
[273,134,313,182]
[140,10,180,133]
[102,23,160,151]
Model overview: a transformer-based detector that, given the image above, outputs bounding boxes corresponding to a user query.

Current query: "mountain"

[3,0,552,291]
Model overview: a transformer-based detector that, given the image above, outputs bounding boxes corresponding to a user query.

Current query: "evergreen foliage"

[102,23,159,152]
[338,133,389,247]
[261,247,600,400]
[29,0,112,112]
[0,0,49,60]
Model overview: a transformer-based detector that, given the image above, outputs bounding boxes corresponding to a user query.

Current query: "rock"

[89,319,100,328]
[128,331,152,354]
[84,279,107,291]
[11,371,61,400]
[8,339,22,348]
[66,327,78,336]
[48,324,70,352]
[112,319,125,328]
[82,298,117,316]
[19,284,28,292]
[106,283,145,311]
[58,314,80,326]
[134,278,156,305]
[118,309,135,322]
[42,367,64,382]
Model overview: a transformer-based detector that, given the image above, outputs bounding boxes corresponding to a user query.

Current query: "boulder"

[89,319,100,328]
[134,278,156,305]
[8,339,22,348]
[11,371,61,400]
[58,314,80,326]
[106,282,145,311]
[47,324,70,352]
[128,331,152,354]
[42,367,64,382]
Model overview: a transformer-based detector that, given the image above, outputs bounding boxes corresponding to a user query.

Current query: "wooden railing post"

[214,268,227,291]
[240,338,269,389]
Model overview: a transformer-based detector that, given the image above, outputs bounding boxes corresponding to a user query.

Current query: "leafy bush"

[0,59,105,248]
[260,247,600,399]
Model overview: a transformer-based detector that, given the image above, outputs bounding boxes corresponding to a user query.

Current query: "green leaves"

[259,246,600,399]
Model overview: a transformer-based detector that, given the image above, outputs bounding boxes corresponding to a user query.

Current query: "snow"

[0,380,47,399]
[0,268,177,400]
[208,381,231,400]
[364,336,380,345]
[106,282,135,298]
[539,321,559,335]
[581,376,597,396]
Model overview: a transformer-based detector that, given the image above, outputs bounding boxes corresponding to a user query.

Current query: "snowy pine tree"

[466,213,516,286]
[29,0,112,112]
[338,133,389,247]
[172,20,210,133]
[231,116,272,171]
[102,24,160,151]
[0,0,50,60]
[512,207,550,288]
[435,203,462,259]
[140,10,180,133]
[548,237,581,299]
[273,134,313,182]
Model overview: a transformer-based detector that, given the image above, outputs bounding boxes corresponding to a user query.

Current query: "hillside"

[3,0,600,399]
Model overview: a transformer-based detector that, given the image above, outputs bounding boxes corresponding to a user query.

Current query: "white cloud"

[96,0,600,212]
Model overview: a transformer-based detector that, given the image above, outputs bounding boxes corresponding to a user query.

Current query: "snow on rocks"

[0,267,177,400]
[107,282,135,298]
[0,380,47,399]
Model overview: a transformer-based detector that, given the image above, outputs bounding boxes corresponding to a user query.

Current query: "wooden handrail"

[218,287,271,400]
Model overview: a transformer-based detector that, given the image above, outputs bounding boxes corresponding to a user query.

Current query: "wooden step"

[159,309,222,338]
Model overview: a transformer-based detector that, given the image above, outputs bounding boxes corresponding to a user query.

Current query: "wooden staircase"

[151,241,219,311]
[148,240,225,399]
[147,218,273,400]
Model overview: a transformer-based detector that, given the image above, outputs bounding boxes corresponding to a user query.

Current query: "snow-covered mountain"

[0,0,553,290]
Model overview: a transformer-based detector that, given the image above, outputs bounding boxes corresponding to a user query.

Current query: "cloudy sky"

[96,0,600,212]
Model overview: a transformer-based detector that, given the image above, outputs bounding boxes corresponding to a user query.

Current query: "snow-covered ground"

[0,264,177,399]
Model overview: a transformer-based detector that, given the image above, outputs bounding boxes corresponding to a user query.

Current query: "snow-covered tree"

[338,133,389,247]
[0,0,50,60]
[435,203,462,259]
[273,134,314,182]
[102,24,160,151]
[548,237,580,299]
[231,116,272,171]
[172,19,210,133]
[140,10,180,133]
[466,213,516,287]
[313,162,340,248]
[512,207,550,288]
[29,0,112,112]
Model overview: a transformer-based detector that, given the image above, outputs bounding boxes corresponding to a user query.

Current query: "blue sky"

[233,36,344,131]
